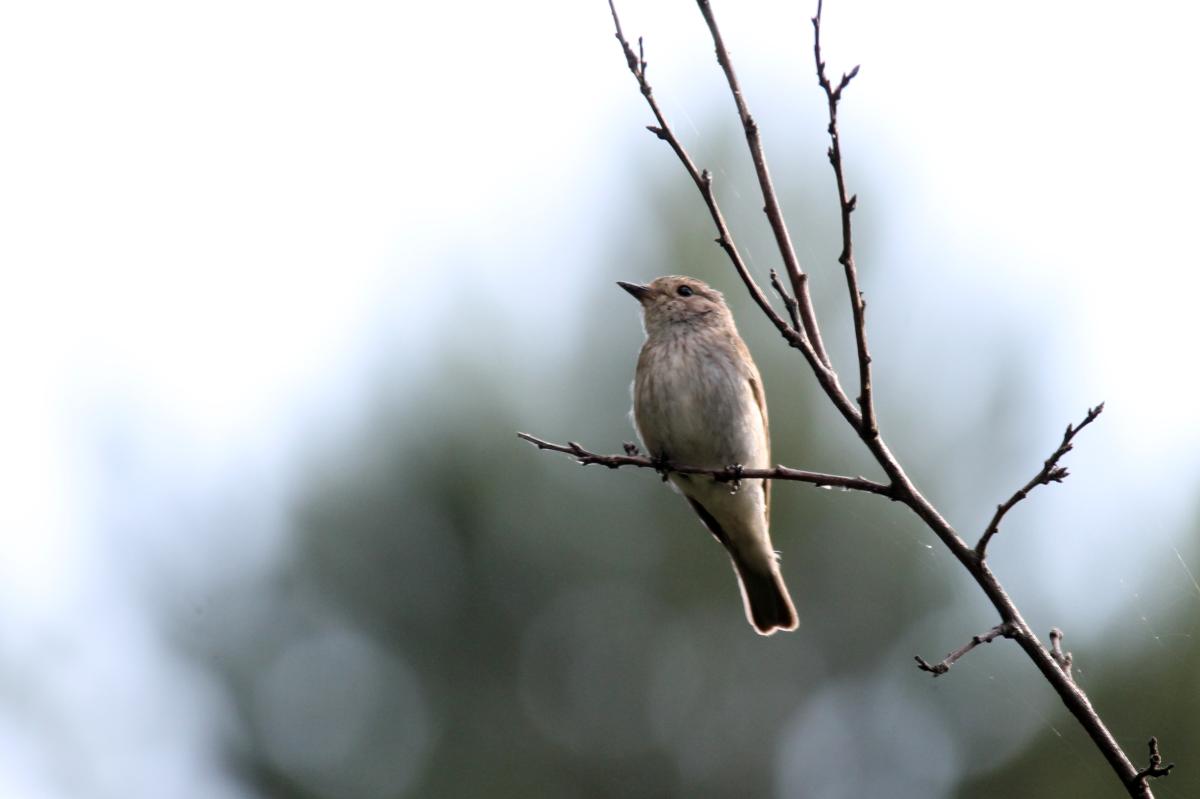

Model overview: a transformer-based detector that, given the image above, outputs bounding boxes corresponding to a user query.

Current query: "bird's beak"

[617,281,652,302]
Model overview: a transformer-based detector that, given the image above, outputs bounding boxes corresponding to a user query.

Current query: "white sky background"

[1,1,1198,797]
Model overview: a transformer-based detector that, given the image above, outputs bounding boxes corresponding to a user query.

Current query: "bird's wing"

[748,372,770,524]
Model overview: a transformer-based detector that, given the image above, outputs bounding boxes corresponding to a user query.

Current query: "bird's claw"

[650,453,672,482]
[724,463,744,492]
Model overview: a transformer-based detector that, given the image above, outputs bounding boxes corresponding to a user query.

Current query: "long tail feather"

[686,496,798,634]
[733,559,798,635]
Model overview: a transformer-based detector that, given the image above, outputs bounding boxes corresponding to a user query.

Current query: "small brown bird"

[619,275,798,635]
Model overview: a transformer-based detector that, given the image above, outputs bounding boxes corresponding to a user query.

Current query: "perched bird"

[619,275,798,635]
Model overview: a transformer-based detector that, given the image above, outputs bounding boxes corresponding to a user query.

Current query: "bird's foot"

[650,452,672,482]
[723,463,744,493]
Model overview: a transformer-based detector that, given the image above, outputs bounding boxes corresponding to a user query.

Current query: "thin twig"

[695,0,831,369]
[769,268,801,331]
[1131,737,1175,787]
[517,433,895,497]
[812,0,874,437]
[977,403,1105,558]
[915,623,1013,676]
[1049,627,1074,682]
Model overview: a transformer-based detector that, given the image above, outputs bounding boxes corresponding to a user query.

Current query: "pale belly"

[633,338,767,470]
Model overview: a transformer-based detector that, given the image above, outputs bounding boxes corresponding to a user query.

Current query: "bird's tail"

[732,558,799,635]
[685,494,799,635]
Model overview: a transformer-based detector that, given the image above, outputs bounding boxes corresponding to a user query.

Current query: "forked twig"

[1132,737,1175,788]
[915,623,1013,676]
[977,403,1105,557]
[812,0,874,437]
[1049,627,1074,681]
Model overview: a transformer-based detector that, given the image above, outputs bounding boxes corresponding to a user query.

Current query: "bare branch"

[977,403,1105,558]
[813,0,874,437]
[694,0,831,369]
[1132,737,1175,788]
[582,4,1167,795]
[517,433,895,497]
[914,623,1013,676]
[1049,627,1074,681]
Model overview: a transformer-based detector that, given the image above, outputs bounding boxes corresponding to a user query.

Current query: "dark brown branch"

[517,433,895,497]
[607,0,862,432]
[813,0,875,437]
[915,623,1013,676]
[977,403,1105,558]
[694,0,831,369]
[1049,627,1074,681]
[1132,737,1175,788]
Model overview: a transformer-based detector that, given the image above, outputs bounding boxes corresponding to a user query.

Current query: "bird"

[619,275,798,635]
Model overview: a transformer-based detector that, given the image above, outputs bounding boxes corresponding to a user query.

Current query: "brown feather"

[687,496,797,634]
[748,371,770,525]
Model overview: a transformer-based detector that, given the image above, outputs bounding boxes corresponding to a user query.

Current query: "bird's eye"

[677,285,694,297]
